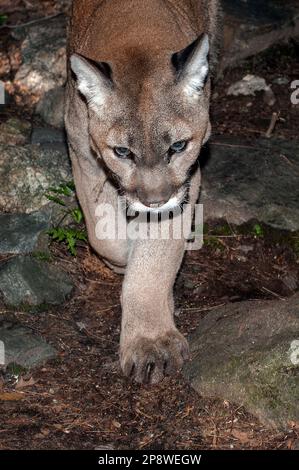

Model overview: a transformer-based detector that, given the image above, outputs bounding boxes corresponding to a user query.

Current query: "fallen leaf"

[16,376,36,389]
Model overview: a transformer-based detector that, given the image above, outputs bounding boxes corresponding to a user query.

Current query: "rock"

[222,0,299,69]
[0,141,71,213]
[263,87,276,107]
[273,77,290,86]
[184,294,299,429]
[0,117,31,145]
[0,323,56,368]
[0,211,51,254]
[227,75,271,97]
[0,256,74,307]
[13,16,67,100]
[200,137,299,231]
[35,86,65,129]
[30,127,66,146]
[227,75,276,106]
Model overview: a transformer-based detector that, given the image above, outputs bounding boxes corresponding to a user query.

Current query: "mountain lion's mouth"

[127,187,187,214]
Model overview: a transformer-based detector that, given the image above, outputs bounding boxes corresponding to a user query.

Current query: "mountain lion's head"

[71,34,211,212]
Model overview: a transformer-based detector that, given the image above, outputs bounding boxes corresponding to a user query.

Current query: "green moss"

[243,347,299,415]
[32,251,53,263]
[202,344,299,419]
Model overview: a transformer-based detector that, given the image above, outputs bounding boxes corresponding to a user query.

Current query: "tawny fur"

[65,0,221,384]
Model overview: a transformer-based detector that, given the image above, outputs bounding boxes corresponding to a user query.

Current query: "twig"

[210,142,259,150]
[0,13,63,30]
[280,154,294,167]
[280,154,299,176]
[261,286,285,300]
[265,112,279,138]
[183,303,226,312]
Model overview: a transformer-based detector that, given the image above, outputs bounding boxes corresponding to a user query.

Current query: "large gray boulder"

[201,137,299,231]
[0,211,51,254]
[184,294,299,429]
[0,117,31,145]
[13,16,67,99]
[0,323,56,368]
[35,86,65,129]
[0,140,71,214]
[0,256,74,308]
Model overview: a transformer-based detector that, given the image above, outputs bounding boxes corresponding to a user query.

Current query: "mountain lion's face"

[71,34,211,212]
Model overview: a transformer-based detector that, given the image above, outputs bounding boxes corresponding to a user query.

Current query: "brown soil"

[212,40,299,140]
[0,0,299,451]
[1,225,299,450]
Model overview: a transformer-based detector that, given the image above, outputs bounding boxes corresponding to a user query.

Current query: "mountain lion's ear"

[172,33,209,98]
[70,53,113,110]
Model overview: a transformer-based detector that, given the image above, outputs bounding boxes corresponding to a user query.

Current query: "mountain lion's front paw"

[120,330,189,384]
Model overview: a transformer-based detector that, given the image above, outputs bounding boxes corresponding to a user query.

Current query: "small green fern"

[47,227,87,256]
[46,182,87,256]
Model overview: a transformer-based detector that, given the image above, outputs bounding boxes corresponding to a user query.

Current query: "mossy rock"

[184,294,299,429]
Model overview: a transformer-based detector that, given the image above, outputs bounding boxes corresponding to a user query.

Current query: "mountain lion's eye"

[114,147,132,159]
[169,140,188,154]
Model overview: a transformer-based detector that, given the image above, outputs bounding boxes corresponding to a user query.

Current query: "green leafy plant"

[46,182,87,256]
[45,181,75,204]
[253,223,264,237]
[47,227,87,256]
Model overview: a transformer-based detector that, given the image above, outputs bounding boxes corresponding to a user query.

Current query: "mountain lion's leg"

[68,146,129,271]
[120,169,201,384]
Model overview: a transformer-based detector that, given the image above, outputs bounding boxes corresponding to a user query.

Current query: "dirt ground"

[0,0,299,450]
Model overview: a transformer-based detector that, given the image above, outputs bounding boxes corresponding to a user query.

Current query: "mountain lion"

[65,0,221,384]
